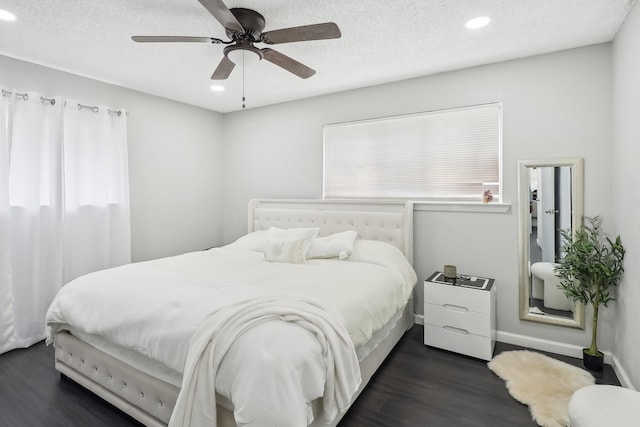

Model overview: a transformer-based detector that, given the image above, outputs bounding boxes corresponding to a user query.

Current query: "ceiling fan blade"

[132,36,224,44]
[261,22,341,45]
[197,0,244,33]
[261,48,315,79]
[211,56,235,80]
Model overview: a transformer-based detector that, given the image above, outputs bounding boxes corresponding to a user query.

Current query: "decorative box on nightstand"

[423,271,496,361]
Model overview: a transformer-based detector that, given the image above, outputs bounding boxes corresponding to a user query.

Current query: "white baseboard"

[496,330,591,359]
[414,320,634,388]
[413,313,424,325]
[416,318,592,359]
[611,355,636,390]
[497,330,635,388]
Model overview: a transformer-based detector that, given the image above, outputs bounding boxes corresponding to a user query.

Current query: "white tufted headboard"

[248,199,414,265]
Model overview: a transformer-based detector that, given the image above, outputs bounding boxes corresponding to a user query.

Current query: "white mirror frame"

[517,157,585,328]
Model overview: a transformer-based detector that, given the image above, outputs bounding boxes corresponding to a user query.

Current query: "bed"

[46,199,416,427]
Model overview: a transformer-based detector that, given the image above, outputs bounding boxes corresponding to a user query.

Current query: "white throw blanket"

[169,295,361,427]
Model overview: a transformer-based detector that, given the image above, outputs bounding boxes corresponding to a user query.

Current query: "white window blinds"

[323,103,502,202]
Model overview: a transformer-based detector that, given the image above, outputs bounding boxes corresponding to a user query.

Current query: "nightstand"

[423,271,496,361]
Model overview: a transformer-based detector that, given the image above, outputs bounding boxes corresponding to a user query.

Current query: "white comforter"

[46,241,416,426]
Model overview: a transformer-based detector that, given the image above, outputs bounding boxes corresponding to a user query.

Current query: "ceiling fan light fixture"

[0,9,17,21]
[225,46,262,67]
[465,16,490,29]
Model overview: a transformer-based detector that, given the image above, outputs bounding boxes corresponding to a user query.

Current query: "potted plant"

[554,216,625,371]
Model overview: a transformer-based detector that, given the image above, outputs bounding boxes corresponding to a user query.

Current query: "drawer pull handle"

[443,325,469,335]
[443,304,469,312]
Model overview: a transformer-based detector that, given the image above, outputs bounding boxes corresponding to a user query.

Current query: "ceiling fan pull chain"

[242,51,246,109]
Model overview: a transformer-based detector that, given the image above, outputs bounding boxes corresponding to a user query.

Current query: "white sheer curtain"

[62,101,130,281]
[0,90,130,354]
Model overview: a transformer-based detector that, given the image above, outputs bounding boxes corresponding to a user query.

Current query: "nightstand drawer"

[424,302,491,337]
[424,324,494,361]
[424,283,490,314]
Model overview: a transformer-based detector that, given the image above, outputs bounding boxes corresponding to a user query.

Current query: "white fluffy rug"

[488,350,595,427]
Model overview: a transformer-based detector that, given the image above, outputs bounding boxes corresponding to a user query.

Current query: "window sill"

[413,201,511,213]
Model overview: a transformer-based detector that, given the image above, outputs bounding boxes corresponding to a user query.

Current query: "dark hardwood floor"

[0,325,620,427]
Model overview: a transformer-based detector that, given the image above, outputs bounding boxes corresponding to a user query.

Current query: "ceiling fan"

[132,0,341,80]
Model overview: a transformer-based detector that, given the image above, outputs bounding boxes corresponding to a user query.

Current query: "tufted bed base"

[54,298,413,426]
[52,199,416,426]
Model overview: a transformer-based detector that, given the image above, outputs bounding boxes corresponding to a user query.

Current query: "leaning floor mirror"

[517,158,585,328]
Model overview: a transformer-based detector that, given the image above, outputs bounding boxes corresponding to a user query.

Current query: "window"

[323,103,502,202]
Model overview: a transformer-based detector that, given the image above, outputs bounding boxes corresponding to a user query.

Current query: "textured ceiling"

[0,0,635,113]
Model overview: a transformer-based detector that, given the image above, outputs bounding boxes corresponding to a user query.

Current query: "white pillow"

[267,227,319,254]
[227,230,267,252]
[264,227,320,263]
[264,237,307,264]
[306,230,358,260]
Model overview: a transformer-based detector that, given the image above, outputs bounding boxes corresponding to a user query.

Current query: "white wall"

[0,55,225,262]
[612,2,640,389]
[222,44,614,354]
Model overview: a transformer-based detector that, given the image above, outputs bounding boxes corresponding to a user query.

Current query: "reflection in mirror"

[518,158,585,328]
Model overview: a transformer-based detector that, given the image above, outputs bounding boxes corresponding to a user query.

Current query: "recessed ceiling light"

[466,16,490,30]
[209,85,225,92]
[0,9,16,21]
